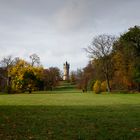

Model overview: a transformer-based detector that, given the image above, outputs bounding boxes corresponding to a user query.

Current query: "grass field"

[0,91,140,140]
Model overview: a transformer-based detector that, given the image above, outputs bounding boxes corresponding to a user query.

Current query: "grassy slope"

[53,81,78,92]
[0,92,140,140]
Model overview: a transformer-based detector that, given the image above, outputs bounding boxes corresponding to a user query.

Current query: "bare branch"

[29,53,40,66]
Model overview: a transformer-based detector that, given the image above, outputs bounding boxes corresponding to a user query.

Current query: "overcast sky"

[0,0,140,70]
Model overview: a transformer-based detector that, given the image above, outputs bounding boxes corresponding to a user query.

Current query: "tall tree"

[113,26,140,91]
[85,34,116,92]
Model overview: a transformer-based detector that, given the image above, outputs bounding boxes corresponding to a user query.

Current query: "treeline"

[1,25,140,93]
[0,54,61,93]
[70,26,140,93]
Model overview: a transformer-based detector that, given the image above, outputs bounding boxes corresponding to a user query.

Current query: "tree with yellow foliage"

[9,59,44,93]
[93,80,101,94]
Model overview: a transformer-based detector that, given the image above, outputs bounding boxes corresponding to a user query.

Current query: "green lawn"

[0,92,140,140]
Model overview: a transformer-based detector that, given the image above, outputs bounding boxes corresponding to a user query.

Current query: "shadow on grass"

[31,90,83,95]
[0,90,83,95]
[0,105,140,140]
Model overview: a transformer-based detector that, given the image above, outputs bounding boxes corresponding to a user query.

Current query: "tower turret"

[63,61,70,81]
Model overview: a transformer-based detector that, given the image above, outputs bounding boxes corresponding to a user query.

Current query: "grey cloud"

[0,0,140,70]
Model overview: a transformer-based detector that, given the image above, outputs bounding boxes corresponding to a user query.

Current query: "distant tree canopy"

[73,26,140,93]
[0,54,61,93]
[83,26,140,92]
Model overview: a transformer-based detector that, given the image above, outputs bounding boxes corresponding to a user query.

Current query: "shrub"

[93,80,101,94]
[101,81,107,92]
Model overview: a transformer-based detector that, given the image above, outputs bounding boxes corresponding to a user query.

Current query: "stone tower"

[63,61,70,81]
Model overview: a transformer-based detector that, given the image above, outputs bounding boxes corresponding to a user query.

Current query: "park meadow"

[0,90,140,140]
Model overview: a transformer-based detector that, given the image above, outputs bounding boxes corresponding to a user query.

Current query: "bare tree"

[29,54,40,66]
[85,34,116,92]
[0,55,14,69]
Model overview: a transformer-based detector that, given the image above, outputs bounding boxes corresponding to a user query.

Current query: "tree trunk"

[106,74,111,92]
[7,76,11,94]
[138,83,140,92]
